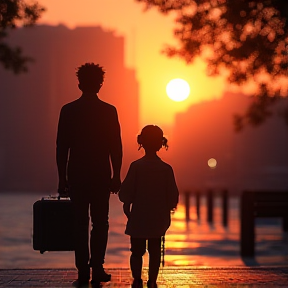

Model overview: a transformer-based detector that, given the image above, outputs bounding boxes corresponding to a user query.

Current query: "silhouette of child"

[119,125,179,288]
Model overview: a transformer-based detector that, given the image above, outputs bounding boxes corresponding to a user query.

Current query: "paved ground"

[0,267,288,287]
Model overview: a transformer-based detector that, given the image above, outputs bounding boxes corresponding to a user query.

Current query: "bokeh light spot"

[208,158,217,169]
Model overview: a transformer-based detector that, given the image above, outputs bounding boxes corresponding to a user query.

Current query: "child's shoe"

[132,278,143,288]
[147,279,157,288]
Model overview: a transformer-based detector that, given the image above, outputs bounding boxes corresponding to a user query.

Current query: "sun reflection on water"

[0,193,287,268]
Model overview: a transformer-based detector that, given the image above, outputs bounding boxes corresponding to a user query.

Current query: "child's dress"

[119,156,179,238]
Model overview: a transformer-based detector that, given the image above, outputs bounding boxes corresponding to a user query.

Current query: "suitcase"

[33,196,75,254]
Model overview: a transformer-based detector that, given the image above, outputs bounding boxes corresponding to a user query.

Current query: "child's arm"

[123,203,131,219]
[119,162,136,204]
[119,162,136,218]
[167,166,179,210]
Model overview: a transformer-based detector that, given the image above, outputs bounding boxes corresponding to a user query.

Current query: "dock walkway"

[1,266,288,287]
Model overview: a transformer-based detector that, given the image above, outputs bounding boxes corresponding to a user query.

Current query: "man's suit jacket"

[56,94,122,188]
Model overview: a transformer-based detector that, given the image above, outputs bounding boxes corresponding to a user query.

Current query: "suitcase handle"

[57,195,70,200]
[41,195,71,201]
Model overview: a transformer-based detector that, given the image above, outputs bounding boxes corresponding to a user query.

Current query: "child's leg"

[147,238,162,283]
[130,237,146,280]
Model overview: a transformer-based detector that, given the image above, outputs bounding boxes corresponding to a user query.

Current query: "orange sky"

[38,0,228,127]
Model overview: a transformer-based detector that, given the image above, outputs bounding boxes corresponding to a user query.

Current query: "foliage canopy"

[135,0,288,129]
[0,0,45,73]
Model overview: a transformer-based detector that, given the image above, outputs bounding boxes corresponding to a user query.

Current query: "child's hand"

[171,207,176,214]
[123,203,131,219]
[110,176,121,194]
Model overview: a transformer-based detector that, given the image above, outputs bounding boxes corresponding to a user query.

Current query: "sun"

[166,78,190,102]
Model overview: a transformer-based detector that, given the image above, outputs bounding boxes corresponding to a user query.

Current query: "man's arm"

[109,107,123,193]
[56,106,70,196]
[110,150,122,193]
[123,203,131,219]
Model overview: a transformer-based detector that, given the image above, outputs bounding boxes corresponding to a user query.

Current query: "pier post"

[240,191,255,257]
[207,189,213,223]
[196,191,200,220]
[283,216,288,232]
[184,191,190,221]
[222,189,228,227]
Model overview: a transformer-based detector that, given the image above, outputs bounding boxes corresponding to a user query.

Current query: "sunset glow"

[166,78,190,102]
[38,0,227,126]
[2,0,288,274]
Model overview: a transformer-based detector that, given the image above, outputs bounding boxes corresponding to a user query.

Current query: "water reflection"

[0,192,287,269]
[164,195,287,266]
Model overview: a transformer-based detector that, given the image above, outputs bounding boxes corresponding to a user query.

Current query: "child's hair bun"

[137,134,143,145]
[137,125,168,151]
[162,137,168,149]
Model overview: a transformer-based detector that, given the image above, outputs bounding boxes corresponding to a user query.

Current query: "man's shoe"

[91,267,111,283]
[90,280,102,288]
[147,279,157,288]
[72,279,89,288]
[73,267,90,288]
[132,278,143,288]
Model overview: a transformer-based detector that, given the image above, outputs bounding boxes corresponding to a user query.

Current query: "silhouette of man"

[56,63,122,286]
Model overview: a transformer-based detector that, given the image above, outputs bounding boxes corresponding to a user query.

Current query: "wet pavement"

[1,194,288,287]
[1,194,288,269]
[1,266,288,287]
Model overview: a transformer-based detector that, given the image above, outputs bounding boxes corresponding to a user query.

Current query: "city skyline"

[37,0,228,126]
[0,24,139,191]
[1,24,287,193]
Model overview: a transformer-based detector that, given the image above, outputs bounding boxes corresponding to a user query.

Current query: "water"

[0,192,287,269]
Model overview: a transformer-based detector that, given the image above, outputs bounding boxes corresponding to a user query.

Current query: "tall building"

[0,25,139,192]
[168,92,288,194]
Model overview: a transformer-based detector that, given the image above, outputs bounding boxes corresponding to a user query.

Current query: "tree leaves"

[0,0,45,73]
[135,0,288,129]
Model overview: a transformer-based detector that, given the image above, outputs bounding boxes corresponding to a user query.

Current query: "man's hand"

[123,203,131,219]
[110,176,121,194]
[58,179,69,197]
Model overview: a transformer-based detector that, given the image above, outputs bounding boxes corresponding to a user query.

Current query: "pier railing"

[183,189,229,227]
